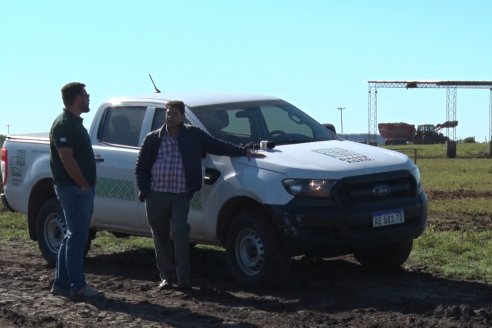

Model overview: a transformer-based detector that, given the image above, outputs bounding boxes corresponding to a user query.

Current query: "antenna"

[149,74,161,93]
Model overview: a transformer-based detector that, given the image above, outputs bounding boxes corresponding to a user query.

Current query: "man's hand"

[80,184,92,191]
[246,149,266,160]
[58,147,91,189]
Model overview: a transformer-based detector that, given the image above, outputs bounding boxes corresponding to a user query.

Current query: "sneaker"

[176,280,191,291]
[50,285,70,297]
[71,285,104,301]
[158,279,173,290]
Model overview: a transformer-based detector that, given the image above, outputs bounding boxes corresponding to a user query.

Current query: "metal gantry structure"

[367,80,492,144]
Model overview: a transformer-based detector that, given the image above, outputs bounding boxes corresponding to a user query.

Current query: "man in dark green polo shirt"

[49,82,103,301]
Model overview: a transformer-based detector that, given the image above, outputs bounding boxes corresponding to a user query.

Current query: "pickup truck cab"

[1,92,427,286]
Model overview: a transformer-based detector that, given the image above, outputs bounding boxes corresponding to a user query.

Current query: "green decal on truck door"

[190,191,201,210]
[96,177,136,201]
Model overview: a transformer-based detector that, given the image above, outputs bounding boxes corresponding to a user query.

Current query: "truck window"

[192,108,254,145]
[191,100,334,146]
[152,108,192,131]
[99,106,146,147]
[260,104,314,139]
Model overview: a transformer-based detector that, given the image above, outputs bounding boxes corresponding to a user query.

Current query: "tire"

[354,239,413,271]
[226,210,291,288]
[36,198,91,267]
[422,134,435,144]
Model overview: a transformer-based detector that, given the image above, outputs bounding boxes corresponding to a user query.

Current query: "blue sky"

[1,1,491,141]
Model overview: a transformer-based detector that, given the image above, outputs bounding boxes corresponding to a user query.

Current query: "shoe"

[158,279,173,290]
[50,285,70,297]
[71,285,104,301]
[176,280,191,291]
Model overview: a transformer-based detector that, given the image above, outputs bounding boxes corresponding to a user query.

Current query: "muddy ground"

[1,191,491,328]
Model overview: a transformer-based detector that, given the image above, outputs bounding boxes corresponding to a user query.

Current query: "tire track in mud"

[427,189,492,200]
[427,189,492,231]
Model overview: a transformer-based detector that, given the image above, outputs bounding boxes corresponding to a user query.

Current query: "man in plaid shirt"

[135,100,264,290]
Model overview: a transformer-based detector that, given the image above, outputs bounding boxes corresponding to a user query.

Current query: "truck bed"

[5,133,49,143]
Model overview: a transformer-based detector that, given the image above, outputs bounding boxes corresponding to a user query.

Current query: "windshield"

[190,100,337,146]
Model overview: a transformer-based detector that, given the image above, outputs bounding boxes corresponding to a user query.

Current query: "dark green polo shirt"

[49,109,96,187]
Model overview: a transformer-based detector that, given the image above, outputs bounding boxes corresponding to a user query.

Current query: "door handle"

[94,155,104,163]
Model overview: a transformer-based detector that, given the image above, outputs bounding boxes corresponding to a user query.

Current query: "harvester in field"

[378,120,458,145]
[378,122,416,145]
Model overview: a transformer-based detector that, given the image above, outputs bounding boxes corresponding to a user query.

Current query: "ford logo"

[372,184,392,197]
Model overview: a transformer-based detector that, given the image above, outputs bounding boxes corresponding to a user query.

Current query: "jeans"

[145,191,191,283]
[53,185,94,292]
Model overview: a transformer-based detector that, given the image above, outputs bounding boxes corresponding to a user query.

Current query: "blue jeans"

[145,191,191,283]
[53,185,94,292]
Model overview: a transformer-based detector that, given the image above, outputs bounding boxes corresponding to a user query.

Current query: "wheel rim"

[235,228,265,276]
[44,211,67,254]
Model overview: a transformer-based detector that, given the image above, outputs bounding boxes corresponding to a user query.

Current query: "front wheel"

[354,239,413,270]
[36,198,91,267]
[226,210,291,287]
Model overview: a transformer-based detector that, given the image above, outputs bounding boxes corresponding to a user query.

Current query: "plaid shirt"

[150,132,188,193]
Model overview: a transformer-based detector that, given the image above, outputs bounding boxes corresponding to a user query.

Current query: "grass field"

[1,142,491,283]
[385,143,492,282]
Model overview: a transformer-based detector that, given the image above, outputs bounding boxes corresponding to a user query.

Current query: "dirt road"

[1,236,491,328]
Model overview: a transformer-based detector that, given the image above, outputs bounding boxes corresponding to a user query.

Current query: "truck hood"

[248,139,415,179]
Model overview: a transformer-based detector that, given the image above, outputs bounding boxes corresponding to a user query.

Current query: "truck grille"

[333,170,417,207]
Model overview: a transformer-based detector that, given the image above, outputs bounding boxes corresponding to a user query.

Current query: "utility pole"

[6,124,10,135]
[337,107,346,133]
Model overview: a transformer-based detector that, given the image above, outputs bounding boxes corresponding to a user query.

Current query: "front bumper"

[266,191,427,257]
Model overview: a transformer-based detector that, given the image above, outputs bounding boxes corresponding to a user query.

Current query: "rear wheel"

[226,210,291,287]
[354,239,413,271]
[36,199,65,266]
[36,198,91,267]
[422,133,435,144]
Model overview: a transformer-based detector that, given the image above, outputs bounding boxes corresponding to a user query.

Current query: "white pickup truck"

[1,92,427,286]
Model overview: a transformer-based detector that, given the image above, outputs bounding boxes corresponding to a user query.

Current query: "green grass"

[0,211,29,241]
[430,198,492,217]
[91,231,154,253]
[410,228,492,282]
[417,158,492,192]
[405,148,492,283]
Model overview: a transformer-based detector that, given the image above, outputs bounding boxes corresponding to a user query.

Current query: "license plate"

[372,209,405,227]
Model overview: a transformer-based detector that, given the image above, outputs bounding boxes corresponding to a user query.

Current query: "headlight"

[282,179,337,198]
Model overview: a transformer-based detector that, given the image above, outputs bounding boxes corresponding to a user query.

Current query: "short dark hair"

[166,100,185,115]
[61,82,86,107]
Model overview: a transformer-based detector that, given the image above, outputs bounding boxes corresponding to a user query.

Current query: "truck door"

[91,105,148,234]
